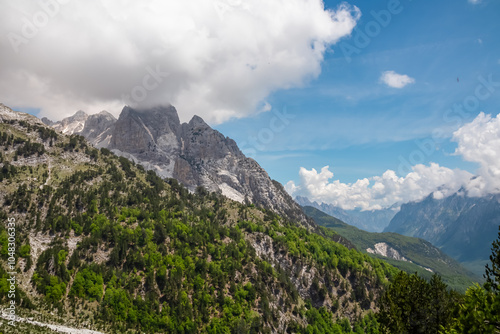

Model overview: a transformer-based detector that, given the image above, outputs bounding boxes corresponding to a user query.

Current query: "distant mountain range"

[295,196,398,232]
[297,190,500,278]
[43,105,313,228]
[384,192,500,276]
[303,206,477,292]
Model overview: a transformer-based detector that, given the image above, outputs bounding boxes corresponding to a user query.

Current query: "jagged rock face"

[111,105,180,154]
[41,117,55,126]
[79,111,116,148]
[109,105,181,179]
[48,110,116,148]
[50,105,314,228]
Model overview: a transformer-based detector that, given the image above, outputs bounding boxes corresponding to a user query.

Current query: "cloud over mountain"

[285,163,472,211]
[0,0,360,123]
[453,112,500,196]
[287,112,500,210]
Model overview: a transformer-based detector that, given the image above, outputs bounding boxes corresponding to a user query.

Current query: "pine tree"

[485,225,500,293]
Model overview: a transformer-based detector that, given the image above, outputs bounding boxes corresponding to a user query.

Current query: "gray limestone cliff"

[49,105,314,228]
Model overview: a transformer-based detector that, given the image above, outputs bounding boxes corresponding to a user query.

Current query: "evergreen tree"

[485,225,500,293]
[377,272,457,333]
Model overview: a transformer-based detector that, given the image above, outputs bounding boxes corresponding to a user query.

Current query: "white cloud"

[286,112,500,210]
[380,70,415,89]
[453,112,500,196]
[285,164,472,211]
[468,0,482,4]
[0,0,360,123]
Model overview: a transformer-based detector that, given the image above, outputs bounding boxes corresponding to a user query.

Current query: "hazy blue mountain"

[296,196,398,232]
[385,192,500,276]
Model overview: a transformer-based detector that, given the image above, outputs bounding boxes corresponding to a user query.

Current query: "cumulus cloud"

[287,112,500,210]
[380,70,415,89]
[285,164,472,210]
[0,0,360,123]
[453,112,500,196]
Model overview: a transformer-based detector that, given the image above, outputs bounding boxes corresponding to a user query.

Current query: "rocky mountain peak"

[122,105,180,133]
[72,110,88,119]
[110,105,181,158]
[41,117,55,126]
[45,103,314,228]
[53,110,89,134]
[79,111,117,148]
[188,115,209,128]
[96,110,116,119]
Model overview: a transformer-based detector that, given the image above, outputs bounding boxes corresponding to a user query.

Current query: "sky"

[1,0,499,210]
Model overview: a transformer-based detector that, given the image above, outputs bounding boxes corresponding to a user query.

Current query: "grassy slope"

[303,206,479,292]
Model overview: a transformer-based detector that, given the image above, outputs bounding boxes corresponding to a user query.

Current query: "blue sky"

[215,0,500,187]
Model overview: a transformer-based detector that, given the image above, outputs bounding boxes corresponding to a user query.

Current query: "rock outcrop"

[79,111,116,148]
[366,242,409,262]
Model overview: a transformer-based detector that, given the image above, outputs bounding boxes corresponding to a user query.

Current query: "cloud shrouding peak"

[285,164,472,211]
[0,0,360,123]
[453,112,500,196]
[380,70,415,88]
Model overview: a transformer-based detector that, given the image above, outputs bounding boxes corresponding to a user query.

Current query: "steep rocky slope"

[48,105,313,229]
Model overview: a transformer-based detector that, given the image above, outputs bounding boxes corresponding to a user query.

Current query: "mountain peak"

[41,117,55,126]
[42,103,314,228]
[73,110,88,119]
[97,110,116,119]
[119,105,180,132]
[53,110,89,134]
[188,115,209,128]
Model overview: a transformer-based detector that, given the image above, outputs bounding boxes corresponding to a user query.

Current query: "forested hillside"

[0,108,395,333]
[303,206,477,292]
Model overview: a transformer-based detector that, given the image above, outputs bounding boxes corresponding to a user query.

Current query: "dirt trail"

[0,311,105,334]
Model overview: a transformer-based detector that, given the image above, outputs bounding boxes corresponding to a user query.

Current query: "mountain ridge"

[44,105,315,229]
[385,192,500,276]
[295,196,398,232]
